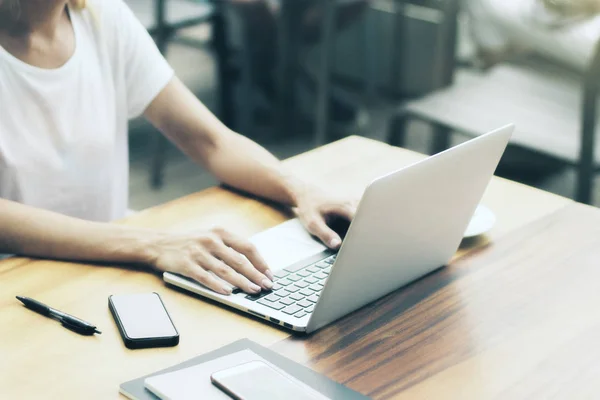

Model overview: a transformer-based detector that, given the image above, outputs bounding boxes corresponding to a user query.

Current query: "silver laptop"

[164,124,514,333]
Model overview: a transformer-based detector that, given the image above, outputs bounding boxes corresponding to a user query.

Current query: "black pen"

[16,296,101,336]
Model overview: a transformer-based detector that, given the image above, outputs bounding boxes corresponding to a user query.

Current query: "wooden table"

[273,201,600,399]
[0,137,575,399]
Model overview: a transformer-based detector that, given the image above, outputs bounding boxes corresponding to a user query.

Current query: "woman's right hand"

[145,227,274,295]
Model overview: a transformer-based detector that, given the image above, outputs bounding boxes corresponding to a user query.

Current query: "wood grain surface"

[0,136,572,399]
[273,203,600,399]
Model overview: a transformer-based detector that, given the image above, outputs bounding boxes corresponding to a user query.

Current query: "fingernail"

[329,238,341,248]
[265,269,274,281]
[221,285,233,295]
[249,283,261,293]
[262,279,273,290]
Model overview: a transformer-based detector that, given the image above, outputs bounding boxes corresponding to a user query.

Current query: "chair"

[126,0,233,188]
[274,0,340,147]
[277,0,371,147]
[134,0,358,187]
[386,4,600,205]
[313,0,336,146]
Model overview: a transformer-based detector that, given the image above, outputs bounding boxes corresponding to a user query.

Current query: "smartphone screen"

[109,293,177,340]
[211,360,329,400]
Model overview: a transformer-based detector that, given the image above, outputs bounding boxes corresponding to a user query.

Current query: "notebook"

[120,339,368,400]
[144,349,329,400]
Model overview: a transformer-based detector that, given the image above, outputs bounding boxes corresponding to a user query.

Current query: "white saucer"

[464,205,496,238]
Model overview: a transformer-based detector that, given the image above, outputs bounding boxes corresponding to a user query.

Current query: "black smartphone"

[108,292,179,349]
[211,360,328,400]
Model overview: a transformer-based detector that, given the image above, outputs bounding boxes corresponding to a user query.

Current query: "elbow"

[194,129,236,167]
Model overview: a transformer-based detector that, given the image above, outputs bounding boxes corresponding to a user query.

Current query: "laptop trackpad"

[249,218,327,272]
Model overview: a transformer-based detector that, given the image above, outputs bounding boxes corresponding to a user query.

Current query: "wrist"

[107,227,166,267]
[285,176,320,208]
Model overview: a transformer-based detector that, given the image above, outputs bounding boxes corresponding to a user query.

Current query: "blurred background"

[126,0,600,210]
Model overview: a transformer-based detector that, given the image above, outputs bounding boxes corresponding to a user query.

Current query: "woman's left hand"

[294,186,358,249]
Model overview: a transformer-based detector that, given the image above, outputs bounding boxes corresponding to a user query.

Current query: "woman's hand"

[146,227,274,296]
[294,186,357,249]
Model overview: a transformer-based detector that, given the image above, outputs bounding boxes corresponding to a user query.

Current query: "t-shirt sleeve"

[96,0,175,119]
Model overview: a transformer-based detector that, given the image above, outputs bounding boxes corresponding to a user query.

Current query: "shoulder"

[77,0,154,54]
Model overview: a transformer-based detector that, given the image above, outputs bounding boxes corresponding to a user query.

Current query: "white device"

[164,124,514,333]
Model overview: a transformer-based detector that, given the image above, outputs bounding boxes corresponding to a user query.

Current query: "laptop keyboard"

[244,254,336,319]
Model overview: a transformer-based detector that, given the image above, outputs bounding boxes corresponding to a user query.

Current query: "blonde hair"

[70,0,86,9]
[70,0,99,29]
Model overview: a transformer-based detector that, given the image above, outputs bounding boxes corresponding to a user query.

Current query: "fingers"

[197,252,262,295]
[189,228,273,295]
[302,202,356,249]
[211,240,273,291]
[183,261,233,296]
[304,215,342,249]
[323,202,357,221]
[313,202,357,249]
[213,228,274,281]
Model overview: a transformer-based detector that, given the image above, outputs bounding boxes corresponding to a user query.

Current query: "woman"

[0,0,355,296]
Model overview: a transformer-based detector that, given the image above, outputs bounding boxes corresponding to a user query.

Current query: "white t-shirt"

[0,0,174,221]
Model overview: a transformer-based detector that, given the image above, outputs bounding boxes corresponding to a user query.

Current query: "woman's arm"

[144,78,302,207]
[0,199,273,295]
[0,199,151,262]
[144,77,356,248]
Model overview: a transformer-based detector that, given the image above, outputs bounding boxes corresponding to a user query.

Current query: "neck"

[0,0,69,37]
